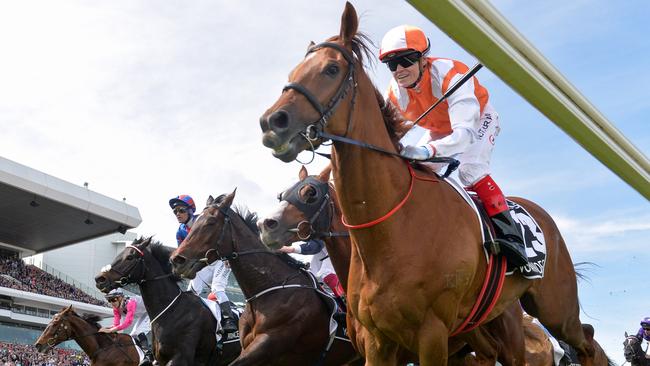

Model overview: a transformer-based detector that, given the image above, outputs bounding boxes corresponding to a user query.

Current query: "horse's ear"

[64,304,73,313]
[141,236,153,248]
[206,195,215,206]
[218,189,237,210]
[317,164,332,182]
[299,165,308,180]
[306,41,315,53]
[339,2,358,46]
[581,324,594,341]
[625,331,629,337]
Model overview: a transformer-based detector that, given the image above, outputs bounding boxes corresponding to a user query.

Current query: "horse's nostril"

[264,218,279,230]
[268,110,290,131]
[95,276,105,283]
[172,255,186,265]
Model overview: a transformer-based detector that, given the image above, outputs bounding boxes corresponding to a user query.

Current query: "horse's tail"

[574,261,598,283]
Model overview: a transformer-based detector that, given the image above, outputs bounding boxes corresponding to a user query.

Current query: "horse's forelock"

[322,34,405,149]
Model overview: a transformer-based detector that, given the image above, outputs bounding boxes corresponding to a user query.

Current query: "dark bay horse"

[169,193,361,366]
[94,237,240,366]
[624,333,649,366]
[258,164,529,366]
[35,305,138,366]
[259,2,596,365]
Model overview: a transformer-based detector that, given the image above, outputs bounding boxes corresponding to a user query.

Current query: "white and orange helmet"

[379,25,430,61]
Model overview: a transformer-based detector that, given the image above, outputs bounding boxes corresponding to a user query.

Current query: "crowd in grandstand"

[0,341,89,366]
[0,256,105,306]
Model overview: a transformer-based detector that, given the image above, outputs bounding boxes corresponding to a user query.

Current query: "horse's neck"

[331,76,418,247]
[70,320,101,359]
[139,256,180,318]
[324,187,351,288]
[229,224,308,299]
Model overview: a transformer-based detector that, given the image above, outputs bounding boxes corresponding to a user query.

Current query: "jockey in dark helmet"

[169,194,239,335]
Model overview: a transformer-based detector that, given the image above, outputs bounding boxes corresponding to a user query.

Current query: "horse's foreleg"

[362,334,399,366]
[415,314,448,366]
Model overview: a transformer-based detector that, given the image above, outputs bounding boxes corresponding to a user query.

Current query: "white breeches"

[129,315,151,337]
[309,250,335,281]
[187,260,231,301]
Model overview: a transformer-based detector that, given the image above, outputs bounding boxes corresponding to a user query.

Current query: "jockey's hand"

[278,246,296,254]
[400,144,433,160]
[98,327,116,333]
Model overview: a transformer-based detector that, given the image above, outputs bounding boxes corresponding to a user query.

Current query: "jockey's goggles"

[643,326,650,331]
[173,207,188,215]
[384,52,421,72]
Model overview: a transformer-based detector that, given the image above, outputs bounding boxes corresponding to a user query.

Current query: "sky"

[1,0,648,362]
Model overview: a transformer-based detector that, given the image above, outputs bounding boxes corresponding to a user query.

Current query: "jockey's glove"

[400,144,434,160]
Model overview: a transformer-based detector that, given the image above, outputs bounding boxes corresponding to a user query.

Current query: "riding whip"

[411,62,483,126]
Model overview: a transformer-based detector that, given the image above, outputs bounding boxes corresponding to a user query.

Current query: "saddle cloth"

[303,269,351,343]
[199,297,241,344]
[130,336,146,363]
[443,176,547,279]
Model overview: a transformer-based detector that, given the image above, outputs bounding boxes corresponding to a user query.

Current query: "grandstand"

[0,156,142,364]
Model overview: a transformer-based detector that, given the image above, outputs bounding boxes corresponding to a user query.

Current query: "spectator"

[0,341,89,365]
[0,256,106,306]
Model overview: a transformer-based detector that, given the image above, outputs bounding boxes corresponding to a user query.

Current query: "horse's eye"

[324,64,339,77]
[304,187,318,203]
[126,254,134,260]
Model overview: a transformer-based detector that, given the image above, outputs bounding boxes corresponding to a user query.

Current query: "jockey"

[379,25,527,267]
[279,239,346,312]
[99,289,153,366]
[636,317,650,342]
[169,194,239,335]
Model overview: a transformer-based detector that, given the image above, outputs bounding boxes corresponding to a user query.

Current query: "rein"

[46,318,134,362]
[284,41,460,178]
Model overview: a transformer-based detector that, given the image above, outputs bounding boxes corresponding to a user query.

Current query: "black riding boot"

[490,210,528,267]
[136,333,154,366]
[219,301,239,334]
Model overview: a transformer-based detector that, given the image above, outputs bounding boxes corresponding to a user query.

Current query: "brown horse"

[169,193,362,366]
[35,305,138,366]
[258,164,529,366]
[258,2,595,365]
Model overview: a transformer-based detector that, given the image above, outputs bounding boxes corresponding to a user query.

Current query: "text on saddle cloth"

[442,176,547,279]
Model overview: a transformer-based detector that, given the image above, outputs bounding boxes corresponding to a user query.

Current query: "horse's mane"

[276,252,309,270]
[132,237,181,281]
[81,313,102,329]
[326,33,409,150]
[231,205,260,235]
[228,204,308,270]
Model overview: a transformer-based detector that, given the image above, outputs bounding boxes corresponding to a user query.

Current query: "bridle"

[106,244,171,286]
[45,315,133,361]
[624,335,646,362]
[282,40,459,178]
[283,41,357,143]
[197,206,273,265]
[277,176,348,240]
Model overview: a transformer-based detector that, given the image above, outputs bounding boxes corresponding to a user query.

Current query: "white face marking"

[100,264,112,273]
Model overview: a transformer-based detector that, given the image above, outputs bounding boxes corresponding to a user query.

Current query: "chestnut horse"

[95,237,240,366]
[35,305,138,366]
[169,193,362,366]
[259,2,595,365]
[258,164,530,366]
